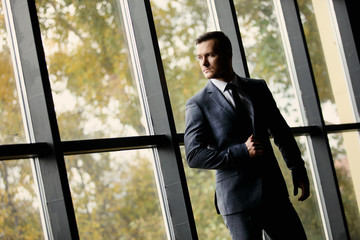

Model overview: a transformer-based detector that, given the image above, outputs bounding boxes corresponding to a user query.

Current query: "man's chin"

[203,73,213,79]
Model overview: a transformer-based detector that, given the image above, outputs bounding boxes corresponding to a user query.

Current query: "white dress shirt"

[210,75,252,113]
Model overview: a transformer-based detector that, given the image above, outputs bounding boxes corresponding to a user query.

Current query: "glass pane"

[0,3,26,144]
[273,137,326,239]
[65,149,167,239]
[151,0,215,132]
[0,160,43,239]
[35,1,147,140]
[298,0,356,125]
[234,0,303,127]
[329,132,360,239]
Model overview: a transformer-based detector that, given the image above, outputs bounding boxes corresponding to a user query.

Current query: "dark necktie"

[226,83,252,128]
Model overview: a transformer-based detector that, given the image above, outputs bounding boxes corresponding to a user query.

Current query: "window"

[1,0,358,239]
[65,150,167,239]
[36,0,147,140]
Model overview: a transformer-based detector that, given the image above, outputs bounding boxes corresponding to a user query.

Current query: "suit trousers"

[221,195,307,240]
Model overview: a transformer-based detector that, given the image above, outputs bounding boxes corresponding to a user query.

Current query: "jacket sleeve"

[260,80,305,170]
[184,99,250,170]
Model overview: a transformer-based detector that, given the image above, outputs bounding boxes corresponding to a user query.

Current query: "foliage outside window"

[65,150,167,239]
[36,0,147,141]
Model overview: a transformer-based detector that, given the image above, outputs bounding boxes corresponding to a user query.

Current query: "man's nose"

[201,57,209,66]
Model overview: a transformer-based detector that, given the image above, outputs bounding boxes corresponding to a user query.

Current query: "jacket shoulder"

[186,81,213,105]
[238,76,266,87]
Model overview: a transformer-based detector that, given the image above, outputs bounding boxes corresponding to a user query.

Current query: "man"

[184,31,310,239]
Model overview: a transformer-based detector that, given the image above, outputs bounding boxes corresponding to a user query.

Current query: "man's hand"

[292,167,310,201]
[245,134,264,159]
[294,180,310,201]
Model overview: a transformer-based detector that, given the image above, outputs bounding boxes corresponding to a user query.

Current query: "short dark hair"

[195,31,232,53]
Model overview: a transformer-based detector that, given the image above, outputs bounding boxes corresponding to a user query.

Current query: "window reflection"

[65,149,167,239]
[36,0,146,140]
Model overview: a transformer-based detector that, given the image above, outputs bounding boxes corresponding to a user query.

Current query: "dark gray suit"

[184,75,306,216]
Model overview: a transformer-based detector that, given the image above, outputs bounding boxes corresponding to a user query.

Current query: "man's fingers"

[296,181,310,202]
[246,136,264,158]
[293,185,298,196]
[300,187,310,201]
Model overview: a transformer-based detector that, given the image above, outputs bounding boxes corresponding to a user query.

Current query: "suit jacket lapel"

[206,81,238,120]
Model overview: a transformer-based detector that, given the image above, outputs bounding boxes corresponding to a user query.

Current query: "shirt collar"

[211,74,238,92]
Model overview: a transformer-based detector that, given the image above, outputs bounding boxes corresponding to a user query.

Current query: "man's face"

[196,39,231,80]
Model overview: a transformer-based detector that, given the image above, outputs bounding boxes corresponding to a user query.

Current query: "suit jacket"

[184,75,305,215]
